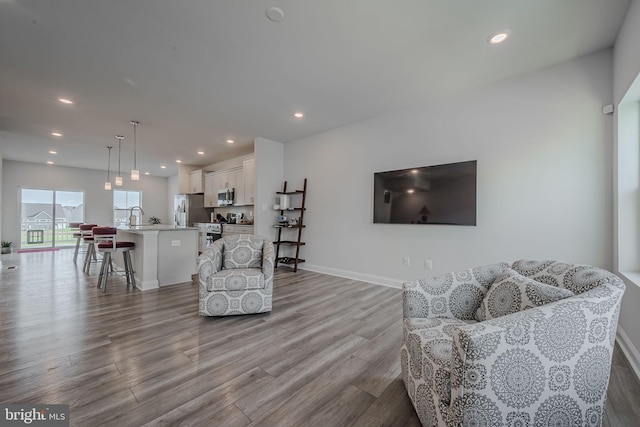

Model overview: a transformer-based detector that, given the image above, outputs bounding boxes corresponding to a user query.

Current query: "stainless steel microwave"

[218,188,234,206]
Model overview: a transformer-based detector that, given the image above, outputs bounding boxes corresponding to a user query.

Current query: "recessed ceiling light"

[51,132,63,137]
[46,160,54,165]
[407,189,415,194]
[176,159,182,163]
[58,98,73,105]
[293,112,304,119]
[197,151,204,155]
[226,139,235,144]
[488,30,510,45]
[144,172,150,175]
[48,150,57,155]
[160,165,167,169]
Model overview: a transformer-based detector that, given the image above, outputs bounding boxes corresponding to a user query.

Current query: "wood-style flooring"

[0,250,638,426]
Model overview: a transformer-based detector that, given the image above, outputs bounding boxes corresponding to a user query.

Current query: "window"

[113,190,142,227]
[20,188,84,249]
[616,94,640,283]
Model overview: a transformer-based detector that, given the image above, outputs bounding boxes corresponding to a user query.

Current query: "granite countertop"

[117,225,198,233]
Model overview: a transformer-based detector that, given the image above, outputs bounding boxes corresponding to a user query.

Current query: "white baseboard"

[299,263,405,289]
[616,325,640,382]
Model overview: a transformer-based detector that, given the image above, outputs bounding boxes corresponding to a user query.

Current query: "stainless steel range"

[196,223,222,253]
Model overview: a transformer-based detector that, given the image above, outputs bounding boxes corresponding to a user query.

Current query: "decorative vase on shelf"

[280,194,290,210]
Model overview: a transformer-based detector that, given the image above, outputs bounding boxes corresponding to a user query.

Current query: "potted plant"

[1,241,12,254]
[148,216,161,225]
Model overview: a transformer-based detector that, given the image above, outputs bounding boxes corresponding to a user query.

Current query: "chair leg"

[97,251,108,289]
[83,243,93,273]
[101,252,111,293]
[122,251,129,286]
[124,251,135,288]
[73,237,81,263]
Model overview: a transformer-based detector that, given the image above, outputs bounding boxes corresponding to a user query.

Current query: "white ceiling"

[0,0,631,177]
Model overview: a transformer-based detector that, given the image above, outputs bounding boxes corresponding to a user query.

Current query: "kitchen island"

[116,225,198,290]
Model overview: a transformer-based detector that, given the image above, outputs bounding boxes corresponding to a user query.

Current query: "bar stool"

[80,224,98,273]
[70,222,84,263]
[92,226,135,293]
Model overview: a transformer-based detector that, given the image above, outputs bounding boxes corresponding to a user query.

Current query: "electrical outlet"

[424,259,433,270]
[171,240,181,247]
[403,257,410,266]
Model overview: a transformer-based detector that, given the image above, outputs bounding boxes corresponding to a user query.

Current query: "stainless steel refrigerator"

[173,194,210,227]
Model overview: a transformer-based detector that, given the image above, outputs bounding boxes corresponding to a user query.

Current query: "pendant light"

[115,135,124,186]
[130,120,140,180]
[104,146,113,190]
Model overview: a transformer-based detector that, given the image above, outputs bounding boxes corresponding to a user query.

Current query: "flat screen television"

[373,160,477,225]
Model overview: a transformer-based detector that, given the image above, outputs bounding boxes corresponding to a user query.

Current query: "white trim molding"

[616,325,640,382]
[299,263,405,289]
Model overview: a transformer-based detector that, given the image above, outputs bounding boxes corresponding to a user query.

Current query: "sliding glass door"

[20,188,84,249]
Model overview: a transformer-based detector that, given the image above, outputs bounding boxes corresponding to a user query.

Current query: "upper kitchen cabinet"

[189,169,205,193]
[229,167,244,205]
[202,155,255,206]
[203,172,217,207]
[204,168,240,206]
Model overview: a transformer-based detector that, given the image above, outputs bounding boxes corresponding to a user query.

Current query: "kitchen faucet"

[129,206,145,226]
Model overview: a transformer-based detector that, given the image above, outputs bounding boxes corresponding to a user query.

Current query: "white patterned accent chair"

[401,260,625,427]
[198,234,274,316]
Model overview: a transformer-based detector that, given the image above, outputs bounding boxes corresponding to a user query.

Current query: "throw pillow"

[478,268,574,320]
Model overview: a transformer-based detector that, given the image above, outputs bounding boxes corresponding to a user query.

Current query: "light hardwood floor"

[0,250,638,426]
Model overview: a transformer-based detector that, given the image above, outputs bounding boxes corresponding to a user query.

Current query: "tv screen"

[373,160,477,225]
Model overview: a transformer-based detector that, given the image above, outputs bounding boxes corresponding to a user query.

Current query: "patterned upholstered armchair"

[401,260,625,427]
[198,234,275,316]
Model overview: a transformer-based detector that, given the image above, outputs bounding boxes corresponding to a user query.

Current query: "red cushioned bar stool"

[92,226,135,293]
[70,222,84,263]
[80,223,98,273]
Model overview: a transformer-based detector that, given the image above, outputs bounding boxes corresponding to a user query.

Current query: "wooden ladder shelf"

[274,179,307,272]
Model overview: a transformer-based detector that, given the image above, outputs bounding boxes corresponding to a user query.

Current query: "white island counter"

[116,225,199,290]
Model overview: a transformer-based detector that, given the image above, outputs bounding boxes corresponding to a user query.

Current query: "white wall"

[614,0,640,103]
[1,160,169,245]
[284,49,613,287]
[613,0,640,379]
[254,137,284,239]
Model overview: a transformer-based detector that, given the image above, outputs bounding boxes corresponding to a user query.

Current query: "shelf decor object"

[104,146,113,190]
[115,135,124,186]
[274,178,307,272]
[130,120,140,180]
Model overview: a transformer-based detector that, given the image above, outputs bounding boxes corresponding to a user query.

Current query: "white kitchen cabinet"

[205,170,234,206]
[203,172,217,207]
[188,169,205,193]
[213,172,227,206]
[243,157,255,205]
[229,167,244,205]
[201,159,253,206]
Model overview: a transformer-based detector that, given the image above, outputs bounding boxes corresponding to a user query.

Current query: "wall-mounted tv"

[373,160,477,225]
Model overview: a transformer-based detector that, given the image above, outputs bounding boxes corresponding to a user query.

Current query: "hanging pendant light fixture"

[115,135,124,186]
[104,146,113,190]
[130,120,140,180]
